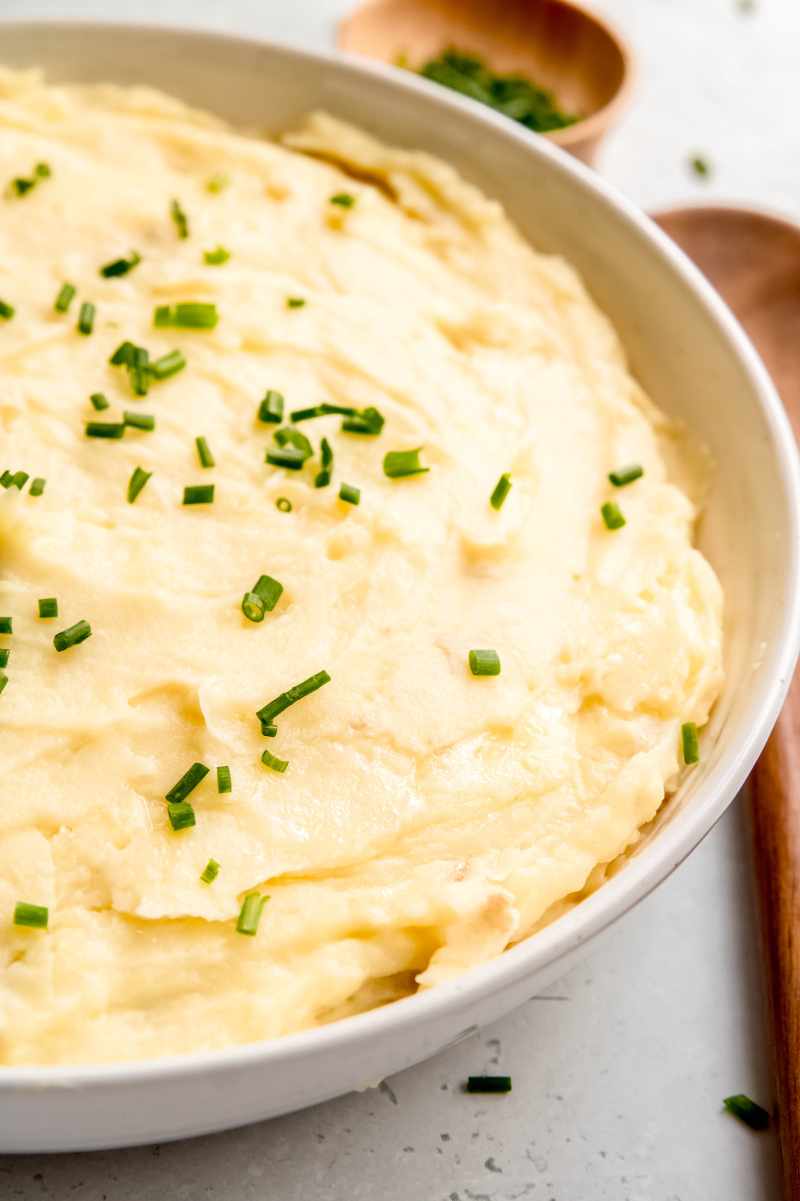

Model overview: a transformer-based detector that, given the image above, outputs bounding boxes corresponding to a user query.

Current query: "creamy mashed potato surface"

[0,71,723,1065]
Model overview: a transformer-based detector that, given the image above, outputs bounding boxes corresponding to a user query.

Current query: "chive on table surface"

[1,0,796,1197]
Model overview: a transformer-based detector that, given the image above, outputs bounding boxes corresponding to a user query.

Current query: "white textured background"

[1,1,797,1197]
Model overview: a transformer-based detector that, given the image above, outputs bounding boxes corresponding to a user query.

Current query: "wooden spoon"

[654,204,800,1198]
[338,0,634,164]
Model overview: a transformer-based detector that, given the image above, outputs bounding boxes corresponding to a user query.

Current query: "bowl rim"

[0,17,798,1088]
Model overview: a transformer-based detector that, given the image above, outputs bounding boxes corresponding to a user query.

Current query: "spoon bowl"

[338,0,634,164]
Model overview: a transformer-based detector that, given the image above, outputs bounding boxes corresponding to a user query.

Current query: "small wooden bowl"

[338,0,634,164]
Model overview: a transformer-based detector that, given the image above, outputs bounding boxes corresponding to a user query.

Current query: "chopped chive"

[153,302,218,330]
[127,466,152,504]
[260,721,278,737]
[203,245,230,265]
[0,672,6,696]
[165,761,210,804]
[242,592,266,623]
[0,299,15,320]
[216,766,232,794]
[29,477,46,497]
[86,421,125,439]
[466,1076,511,1094]
[341,406,385,436]
[261,747,289,773]
[258,390,284,424]
[329,192,356,208]
[256,669,331,724]
[167,801,196,832]
[13,902,48,930]
[339,482,360,505]
[0,649,8,668]
[253,574,283,611]
[609,464,644,488]
[182,484,215,505]
[9,471,29,490]
[469,649,501,677]
[37,597,58,619]
[110,340,136,365]
[723,1095,770,1131]
[206,172,230,194]
[383,447,429,478]
[53,619,91,653]
[170,197,189,239]
[490,472,512,510]
[0,617,11,634]
[286,297,306,309]
[150,349,186,380]
[54,282,76,313]
[291,403,357,423]
[0,470,12,487]
[35,163,51,179]
[275,427,313,457]
[681,721,700,765]
[195,436,215,468]
[600,501,626,530]
[315,436,333,488]
[124,411,155,432]
[77,302,95,335]
[266,446,307,470]
[90,392,110,411]
[100,251,141,278]
[200,858,220,884]
[10,163,50,198]
[690,154,711,180]
[276,497,293,513]
[236,892,267,935]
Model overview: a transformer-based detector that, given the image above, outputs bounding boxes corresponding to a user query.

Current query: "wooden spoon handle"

[749,671,800,1196]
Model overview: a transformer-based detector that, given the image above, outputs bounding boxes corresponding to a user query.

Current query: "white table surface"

[1,1,796,1196]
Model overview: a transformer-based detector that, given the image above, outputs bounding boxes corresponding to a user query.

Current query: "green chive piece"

[609,464,644,488]
[383,447,429,479]
[329,192,356,208]
[690,154,712,180]
[127,466,152,504]
[182,484,215,505]
[29,477,46,497]
[0,617,11,634]
[490,472,512,510]
[124,411,155,432]
[276,497,292,513]
[100,251,141,278]
[315,436,333,488]
[339,482,360,505]
[10,163,51,198]
[601,501,626,530]
[0,299,15,320]
[170,197,189,239]
[274,427,313,458]
[53,619,91,653]
[206,172,230,194]
[681,721,700,765]
[469,649,501,677]
[465,1076,511,1094]
[110,340,136,365]
[77,302,95,335]
[165,761,210,804]
[153,302,218,330]
[341,406,385,436]
[195,436,215,468]
[35,163,51,179]
[261,721,278,737]
[9,471,29,490]
[723,1095,770,1131]
[37,597,58,619]
[200,858,220,884]
[261,748,289,773]
[167,801,196,832]
[266,446,307,470]
[236,892,268,936]
[258,390,285,424]
[86,421,125,439]
[90,392,110,411]
[242,592,266,623]
[290,406,326,424]
[216,766,232,794]
[54,282,76,313]
[256,670,331,724]
[0,672,7,696]
[0,471,12,487]
[253,574,283,612]
[150,349,186,380]
[204,245,230,265]
[13,902,48,930]
[286,297,306,309]
[0,649,9,668]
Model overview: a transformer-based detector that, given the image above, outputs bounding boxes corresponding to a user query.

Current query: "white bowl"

[2,20,799,1153]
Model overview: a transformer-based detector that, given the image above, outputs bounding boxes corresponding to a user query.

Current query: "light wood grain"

[655,205,800,1199]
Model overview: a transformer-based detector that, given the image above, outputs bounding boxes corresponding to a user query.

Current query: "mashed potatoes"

[0,71,723,1065]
